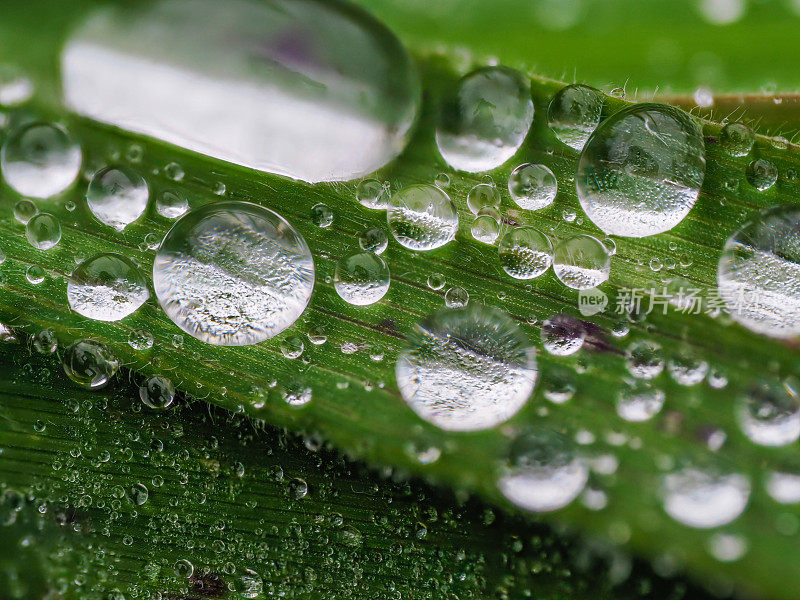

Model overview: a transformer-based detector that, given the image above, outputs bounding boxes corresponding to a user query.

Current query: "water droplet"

[26,265,45,285]
[719,122,754,157]
[667,351,708,386]
[396,304,537,431]
[662,467,750,528]
[234,569,264,599]
[471,214,500,244]
[62,0,420,183]
[63,339,119,389]
[0,65,33,106]
[718,205,800,338]
[576,103,705,237]
[427,273,446,290]
[547,84,603,150]
[174,559,194,579]
[334,252,390,306]
[542,367,576,404]
[68,253,150,321]
[33,329,58,354]
[87,166,149,231]
[128,328,154,350]
[26,213,61,250]
[307,325,327,345]
[746,158,778,191]
[736,378,800,447]
[164,161,184,181]
[358,227,388,254]
[282,382,312,406]
[155,189,188,219]
[466,183,500,214]
[444,286,469,307]
[541,314,585,356]
[498,226,553,279]
[553,234,610,289]
[434,172,450,188]
[356,179,390,210]
[13,199,37,224]
[708,532,747,562]
[498,427,588,512]
[153,202,314,345]
[436,66,533,172]
[310,203,333,228]
[508,163,558,211]
[289,477,308,500]
[0,122,82,198]
[626,340,664,379]
[127,482,149,505]
[280,336,304,359]
[765,471,800,504]
[140,375,175,409]
[387,184,458,251]
[617,382,665,422]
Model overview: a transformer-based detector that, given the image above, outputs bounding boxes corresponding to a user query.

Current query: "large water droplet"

[498,227,553,279]
[736,378,800,447]
[87,166,149,231]
[68,252,150,321]
[553,234,610,289]
[0,122,82,198]
[547,84,603,151]
[718,205,800,338]
[62,0,420,183]
[436,66,533,172]
[498,427,588,512]
[662,466,750,529]
[153,201,314,345]
[334,252,390,306]
[396,304,537,431]
[387,184,458,251]
[63,339,120,389]
[508,163,558,211]
[576,103,705,237]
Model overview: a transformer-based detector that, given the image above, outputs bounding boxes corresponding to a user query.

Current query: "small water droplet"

[13,199,37,224]
[466,182,500,214]
[128,328,154,350]
[541,314,585,356]
[736,378,800,447]
[746,158,778,191]
[547,84,603,150]
[26,213,61,250]
[356,179,390,210]
[444,285,469,307]
[63,339,119,389]
[358,226,388,254]
[280,336,304,359]
[155,189,188,219]
[626,340,664,379]
[33,329,58,354]
[471,214,500,244]
[310,203,333,228]
[334,252,390,306]
[140,375,175,409]
[617,382,665,421]
[719,122,754,157]
[662,466,750,528]
[26,265,45,285]
[508,163,558,211]
[427,272,446,290]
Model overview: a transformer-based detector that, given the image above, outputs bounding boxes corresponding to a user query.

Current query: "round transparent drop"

[498,227,553,279]
[310,203,333,228]
[626,340,664,379]
[667,352,708,386]
[387,184,458,251]
[541,314,585,356]
[553,235,610,289]
[436,66,534,172]
[396,304,537,432]
[153,201,315,346]
[662,467,750,529]
[720,122,754,157]
[356,179,390,210]
[334,252,389,306]
[444,286,469,308]
[358,227,388,255]
[26,213,61,250]
[0,122,82,198]
[140,375,176,409]
[13,199,37,224]
[156,190,188,219]
[68,253,150,322]
[471,215,500,244]
[736,379,800,447]
[0,65,33,107]
[617,382,665,422]
[547,84,603,150]
[717,205,800,338]
[508,163,558,211]
[87,166,149,231]
[576,103,705,237]
[467,183,500,214]
[498,428,588,513]
[746,158,778,191]
[62,339,119,390]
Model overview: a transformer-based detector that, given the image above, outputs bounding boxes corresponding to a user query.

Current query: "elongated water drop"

[68,253,149,321]
[576,103,705,237]
[396,304,537,431]
[387,184,458,251]
[62,0,420,183]
[153,202,314,345]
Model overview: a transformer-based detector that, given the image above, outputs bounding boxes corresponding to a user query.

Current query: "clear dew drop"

[434,172,450,188]
[234,569,264,599]
[67,252,150,322]
[356,179,390,210]
[471,214,500,244]
[508,163,558,211]
[427,272,445,290]
[765,471,800,504]
[334,252,390,306]
[153,202,314,346]
[541,314,585,356]
[0,122,82,198]
[708,532,748,563]
[576,103,705,237]
[746,158,778,191]
[33,329,58,355]
[396,304,537,431]
[553,234,610,289]
[662,466,750,529]
[736,378,800,447]
[719,122,754,157]
[498,427,588,513]
[466,183,500,214]
[436,66,533,172]
[26,265,45,285]
[26,213,61,250]
[127,482,149,506]
[62,0,420,183]
[62,339,120,389]
[717,205,800,338]
[547,84,603,150]
[280,336,304,359]
[87,166,149,231]
[310,203,333,228]
[173,558,194,579]
[444,286,469,307]
[155,189,188,219]
[358,227,388,254]
[387,184,458,251]
[128,328,154,351]
[0,65,33,107]
[13,199,37,224]
[667,351,708,386]
[616,381,665,422]
[498,226,553,279]
[626,340,664,379]
[139,375,175,409]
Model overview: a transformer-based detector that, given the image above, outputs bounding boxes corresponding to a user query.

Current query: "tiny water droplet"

[140,375,175,409]
[358,227,388,254]
[310,203,333,228]
[26,213,61,250]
